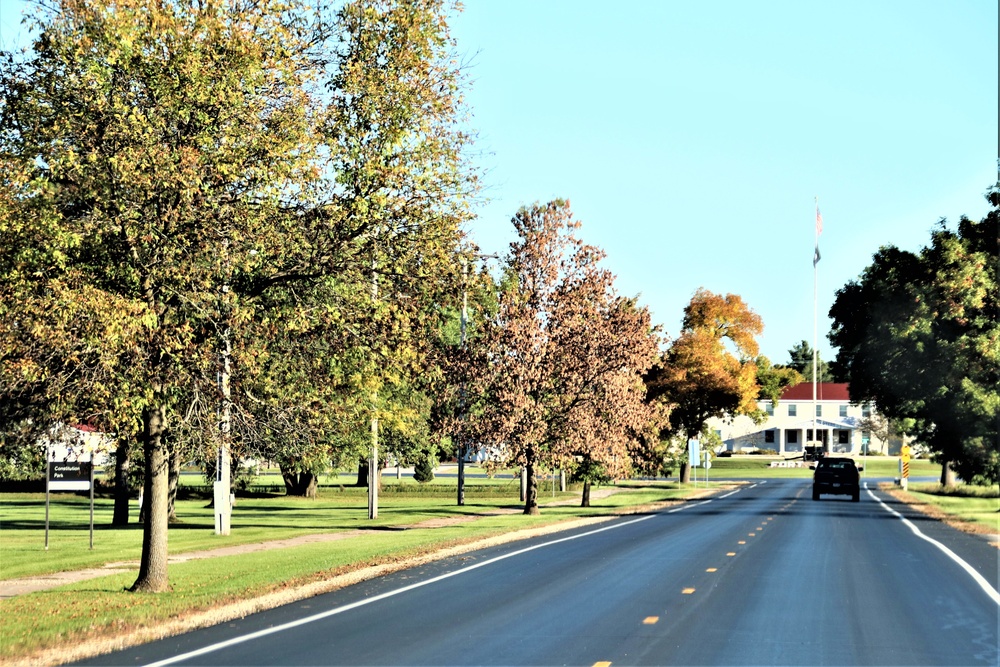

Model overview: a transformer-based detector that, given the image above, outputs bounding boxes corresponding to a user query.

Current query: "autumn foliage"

[645,289,765,481]
[463,201,660,513]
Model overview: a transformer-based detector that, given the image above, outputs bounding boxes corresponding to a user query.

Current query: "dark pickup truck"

[811,457,862,502]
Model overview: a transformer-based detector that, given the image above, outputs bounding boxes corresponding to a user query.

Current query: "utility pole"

[214,329,232,535]
[215,238,233,535]
[369,253,379,520]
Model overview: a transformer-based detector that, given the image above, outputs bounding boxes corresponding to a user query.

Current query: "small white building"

[707,383,887,456]
[42,423,115,465]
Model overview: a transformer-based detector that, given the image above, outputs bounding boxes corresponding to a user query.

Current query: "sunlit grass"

[906,482,1000,533]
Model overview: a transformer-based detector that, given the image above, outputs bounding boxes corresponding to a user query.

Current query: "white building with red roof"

[706,382,886,455]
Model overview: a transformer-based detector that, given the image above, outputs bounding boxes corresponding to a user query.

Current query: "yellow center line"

[682,588,696,594]
[643,616,659,625]
[727,552,736,556]
[748,533,756,537]
[593,662,613,667]
[706,568,718,572]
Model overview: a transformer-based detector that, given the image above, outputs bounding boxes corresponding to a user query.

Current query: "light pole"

[457,252,497,506]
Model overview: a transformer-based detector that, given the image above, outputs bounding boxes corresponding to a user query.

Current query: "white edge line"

[143,512,667,667]
[865,482,1000,606]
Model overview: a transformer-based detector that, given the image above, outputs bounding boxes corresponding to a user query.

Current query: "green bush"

[413,457,435,483]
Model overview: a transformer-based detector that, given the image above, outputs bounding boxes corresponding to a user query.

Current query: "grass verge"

[879,482,999,536]
[0,482,708,665]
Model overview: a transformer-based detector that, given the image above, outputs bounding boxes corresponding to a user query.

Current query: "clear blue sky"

[449,0,998,363]
[3,0,997,364]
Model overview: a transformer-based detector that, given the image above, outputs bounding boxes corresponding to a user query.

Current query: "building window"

[862,403,871,418]
[807,430,829,444]
[788,404,797,417]
[816,404,822,417]
[766,403,774,416]
[764,430,775,444]
[787,430,798,444]
[839,405,848,418]
[838,430,849,444]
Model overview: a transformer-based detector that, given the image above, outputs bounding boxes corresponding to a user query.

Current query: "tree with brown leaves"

[467,201,659,514]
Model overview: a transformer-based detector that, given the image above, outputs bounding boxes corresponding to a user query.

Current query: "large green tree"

[1,0,320,592]
[828,196,999,484]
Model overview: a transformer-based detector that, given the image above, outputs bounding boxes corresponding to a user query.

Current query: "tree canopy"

[644,289,767,481]
[828,196,999,484]
[0,0,475,592]
[464,201,660,514]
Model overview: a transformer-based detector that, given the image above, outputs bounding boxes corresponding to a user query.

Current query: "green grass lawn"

[905,482,1000,533]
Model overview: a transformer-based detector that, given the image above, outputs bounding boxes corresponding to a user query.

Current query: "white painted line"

[667,499,714,513]
[142,513,661,666]
[865,483,1000,606]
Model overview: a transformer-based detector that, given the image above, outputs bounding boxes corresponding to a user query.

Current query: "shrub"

[412,457,435,483]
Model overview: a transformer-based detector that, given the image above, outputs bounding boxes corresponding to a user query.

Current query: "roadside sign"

[901,444,911,463]
[688,439,701,468]
[45,456,95,550]
[48,461,93,490]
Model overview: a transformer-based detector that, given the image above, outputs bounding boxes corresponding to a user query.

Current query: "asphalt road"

[80,480,999,666]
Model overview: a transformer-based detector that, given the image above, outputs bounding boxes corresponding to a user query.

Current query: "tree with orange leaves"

[646,289,764,482]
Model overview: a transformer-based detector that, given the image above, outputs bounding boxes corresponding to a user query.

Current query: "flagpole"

[813,196,819,456]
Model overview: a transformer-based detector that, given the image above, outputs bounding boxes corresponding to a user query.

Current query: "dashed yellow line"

[593,662,613,667]
[706,567,717,572]
[738,540,746,545]
[643,616,659,625]
[682,587,696,594]
[727,552,736,556]
[748,533,756,537]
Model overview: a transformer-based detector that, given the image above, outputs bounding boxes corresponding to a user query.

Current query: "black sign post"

[45,453,95,550]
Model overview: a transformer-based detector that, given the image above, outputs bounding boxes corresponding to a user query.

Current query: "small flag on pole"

[814,204,823,266]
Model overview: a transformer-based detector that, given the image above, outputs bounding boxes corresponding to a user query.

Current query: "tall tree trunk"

[130,404,170,593]
[679,461,691,484]
[112,436,131,526]
[523,457,539,515]
[356,460,369,487]
[581,479,591,507]
[167,445,181,522]
[940,458,956,486]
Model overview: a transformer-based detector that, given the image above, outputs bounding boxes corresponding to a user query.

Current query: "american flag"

[814,204,823,266]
